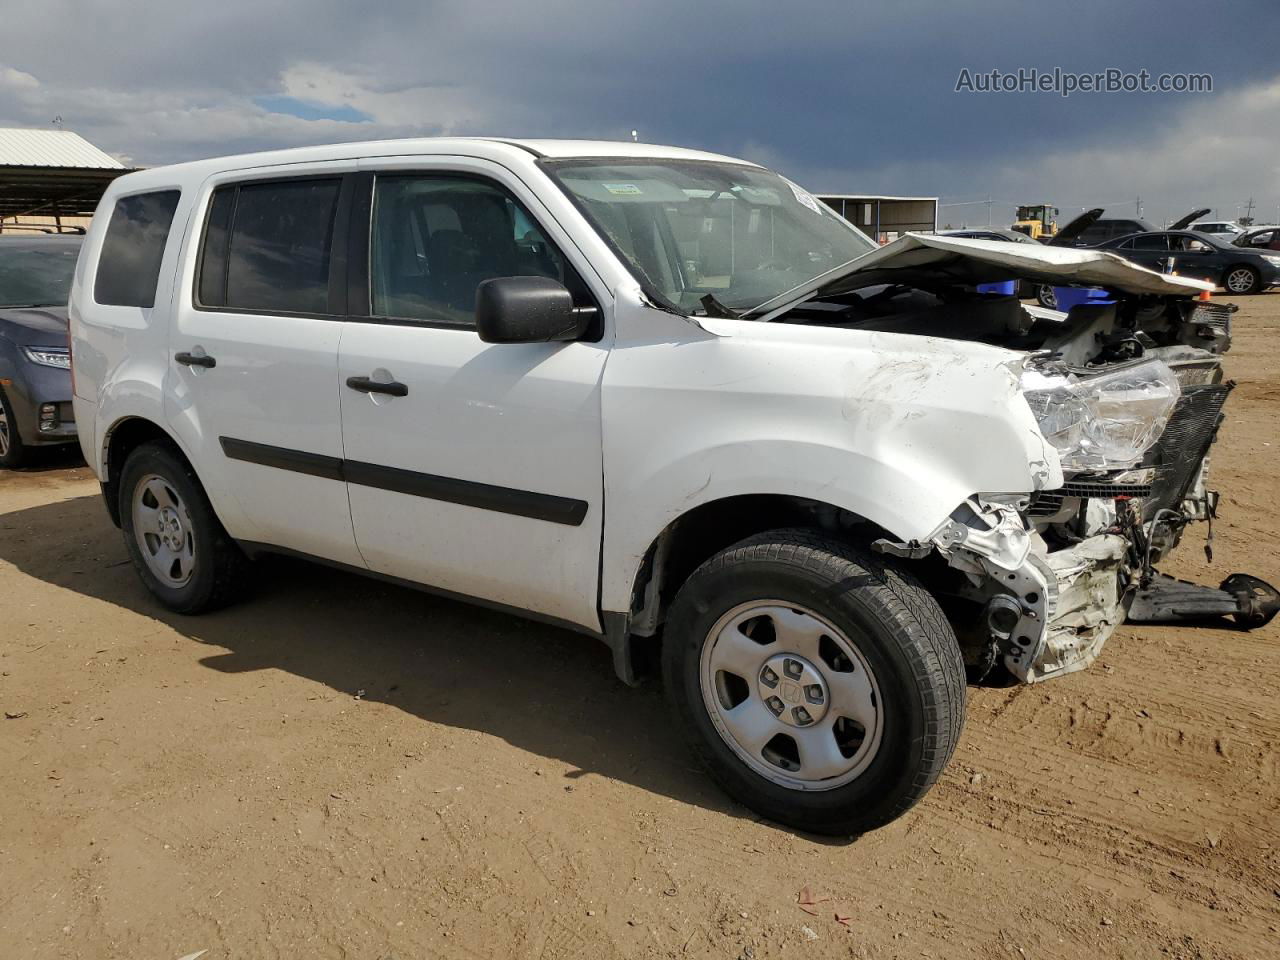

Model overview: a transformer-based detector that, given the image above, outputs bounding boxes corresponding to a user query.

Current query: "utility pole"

[1243,197,1256,225]
[986,194,992,228]
[1135,196,1142,218]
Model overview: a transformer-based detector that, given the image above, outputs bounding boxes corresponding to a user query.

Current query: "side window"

[94,190,181,307]
[197,178,341,314]
[1116,237,1136,250]
[1174,236,1211,253]
[369,175,576,326]
[1132,234,1169,251]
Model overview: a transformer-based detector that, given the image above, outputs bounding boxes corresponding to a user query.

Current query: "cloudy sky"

[2,0,1278,229]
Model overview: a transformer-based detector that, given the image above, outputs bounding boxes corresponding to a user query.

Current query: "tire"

[0,385,29,468]
[662,529,965,835]
[1223,265,1260,295]
[1035,284,1057,309]
[118,440,248,613]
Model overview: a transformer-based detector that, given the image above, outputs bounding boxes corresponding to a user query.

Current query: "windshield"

[545,159,875,315]
[0,242,80,307]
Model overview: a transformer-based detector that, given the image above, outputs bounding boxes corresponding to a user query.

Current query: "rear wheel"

[119,441,247,613]
[0,386,29,468]
[1035,284,1057,309]
[663,529,965,835]
[1223,265,1260,294]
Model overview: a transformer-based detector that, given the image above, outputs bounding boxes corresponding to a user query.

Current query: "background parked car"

[1096,229,1280,294]
[1234,225,1280,251]
[0,235,80,466]
[938,228,1040,296]
[1190,220,1244,238]
[1034,208,1209,305]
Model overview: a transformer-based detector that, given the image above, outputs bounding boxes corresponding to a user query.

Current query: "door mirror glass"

[475,276,586,344]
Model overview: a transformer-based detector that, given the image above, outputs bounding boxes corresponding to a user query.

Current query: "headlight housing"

[22,346,71,369]
[1021,359,1181,472]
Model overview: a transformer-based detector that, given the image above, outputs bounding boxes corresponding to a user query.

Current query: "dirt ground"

[2,296,1278,960]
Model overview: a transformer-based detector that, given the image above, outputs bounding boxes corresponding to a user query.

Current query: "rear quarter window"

[94,190,181,307]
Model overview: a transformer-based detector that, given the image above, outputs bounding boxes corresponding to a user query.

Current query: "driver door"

[336,161,610,631]
[1168,235,1221,284]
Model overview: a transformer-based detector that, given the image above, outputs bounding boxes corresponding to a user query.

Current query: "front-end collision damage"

[928,497,1132,682]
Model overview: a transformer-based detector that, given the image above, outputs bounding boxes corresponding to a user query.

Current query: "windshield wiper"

[694,294,740,319]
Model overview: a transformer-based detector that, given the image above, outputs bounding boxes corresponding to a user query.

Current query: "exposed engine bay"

[774,280,1278,683]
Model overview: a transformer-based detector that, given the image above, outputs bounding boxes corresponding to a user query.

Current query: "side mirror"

[475,276,587,344]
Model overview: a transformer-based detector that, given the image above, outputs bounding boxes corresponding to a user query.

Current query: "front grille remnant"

[1060,481,1153,498]
[1143,382,1234,518]
[1027,492,1065,518]
[1187,300,1233,334]
[1028,481,1152,518]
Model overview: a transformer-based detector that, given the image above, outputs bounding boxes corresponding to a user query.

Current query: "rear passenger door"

[167,167,363,566]
[336,160,609,631]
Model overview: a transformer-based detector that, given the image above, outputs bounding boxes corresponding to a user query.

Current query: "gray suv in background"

[0,235,81,466]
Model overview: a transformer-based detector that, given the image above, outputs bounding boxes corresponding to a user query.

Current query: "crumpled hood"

[0,306,70,345]
[750,233,1213,319]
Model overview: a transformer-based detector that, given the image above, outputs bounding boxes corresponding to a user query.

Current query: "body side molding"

[218,436,588,526]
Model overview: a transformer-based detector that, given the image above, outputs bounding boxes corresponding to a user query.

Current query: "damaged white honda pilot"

[70,139,1278,835]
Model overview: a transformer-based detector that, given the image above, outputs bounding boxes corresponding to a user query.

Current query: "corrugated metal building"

[815,194,938,244]
[0,128,132,233]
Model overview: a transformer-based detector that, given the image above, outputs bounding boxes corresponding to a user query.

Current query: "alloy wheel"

[1225,268,1256,294]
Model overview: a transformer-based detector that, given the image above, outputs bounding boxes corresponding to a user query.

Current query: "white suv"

[70,138,1269,834]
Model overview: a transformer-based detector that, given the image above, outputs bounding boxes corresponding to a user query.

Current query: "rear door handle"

[346,375,408,397]
[175,351,216,368]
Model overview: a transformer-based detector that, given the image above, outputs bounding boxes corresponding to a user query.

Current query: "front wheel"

[1035,284,1057,309]
[1223,265,1260,294]
[0,386,29,468]
[663,530,965,835]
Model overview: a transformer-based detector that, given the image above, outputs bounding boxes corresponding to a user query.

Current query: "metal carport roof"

[0,128,134,220]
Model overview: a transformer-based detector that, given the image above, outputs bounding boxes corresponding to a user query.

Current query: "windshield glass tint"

[547,160,875,314]
[0,243,80,307]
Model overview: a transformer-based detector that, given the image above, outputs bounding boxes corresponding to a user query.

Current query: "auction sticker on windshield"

[603,183,643,195]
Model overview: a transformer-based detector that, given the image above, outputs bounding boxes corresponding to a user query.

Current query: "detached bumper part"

[933,499,1133,683]
[1128,573,1279,629]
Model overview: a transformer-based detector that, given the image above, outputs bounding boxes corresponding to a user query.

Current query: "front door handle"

[175,351,216,368]
[346,375,408,397]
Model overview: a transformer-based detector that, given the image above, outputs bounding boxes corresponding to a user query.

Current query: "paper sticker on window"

[785,179,822,215]
[603,183,643,196]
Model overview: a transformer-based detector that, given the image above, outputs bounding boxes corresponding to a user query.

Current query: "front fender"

[599,305,1061,614]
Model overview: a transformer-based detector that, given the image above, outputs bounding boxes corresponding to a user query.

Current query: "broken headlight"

[1021,359,1181,472]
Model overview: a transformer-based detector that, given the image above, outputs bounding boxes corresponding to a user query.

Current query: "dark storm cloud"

[1,0,1277,226]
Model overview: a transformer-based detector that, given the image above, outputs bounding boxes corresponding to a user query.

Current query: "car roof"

[940,228,1035,242]
[1114,229,1221,243]
[97,137,761,195]
[0,234,83,251]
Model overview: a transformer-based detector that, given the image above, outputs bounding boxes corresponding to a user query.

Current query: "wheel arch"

[614,494,898,667]
[100,416,193,526]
